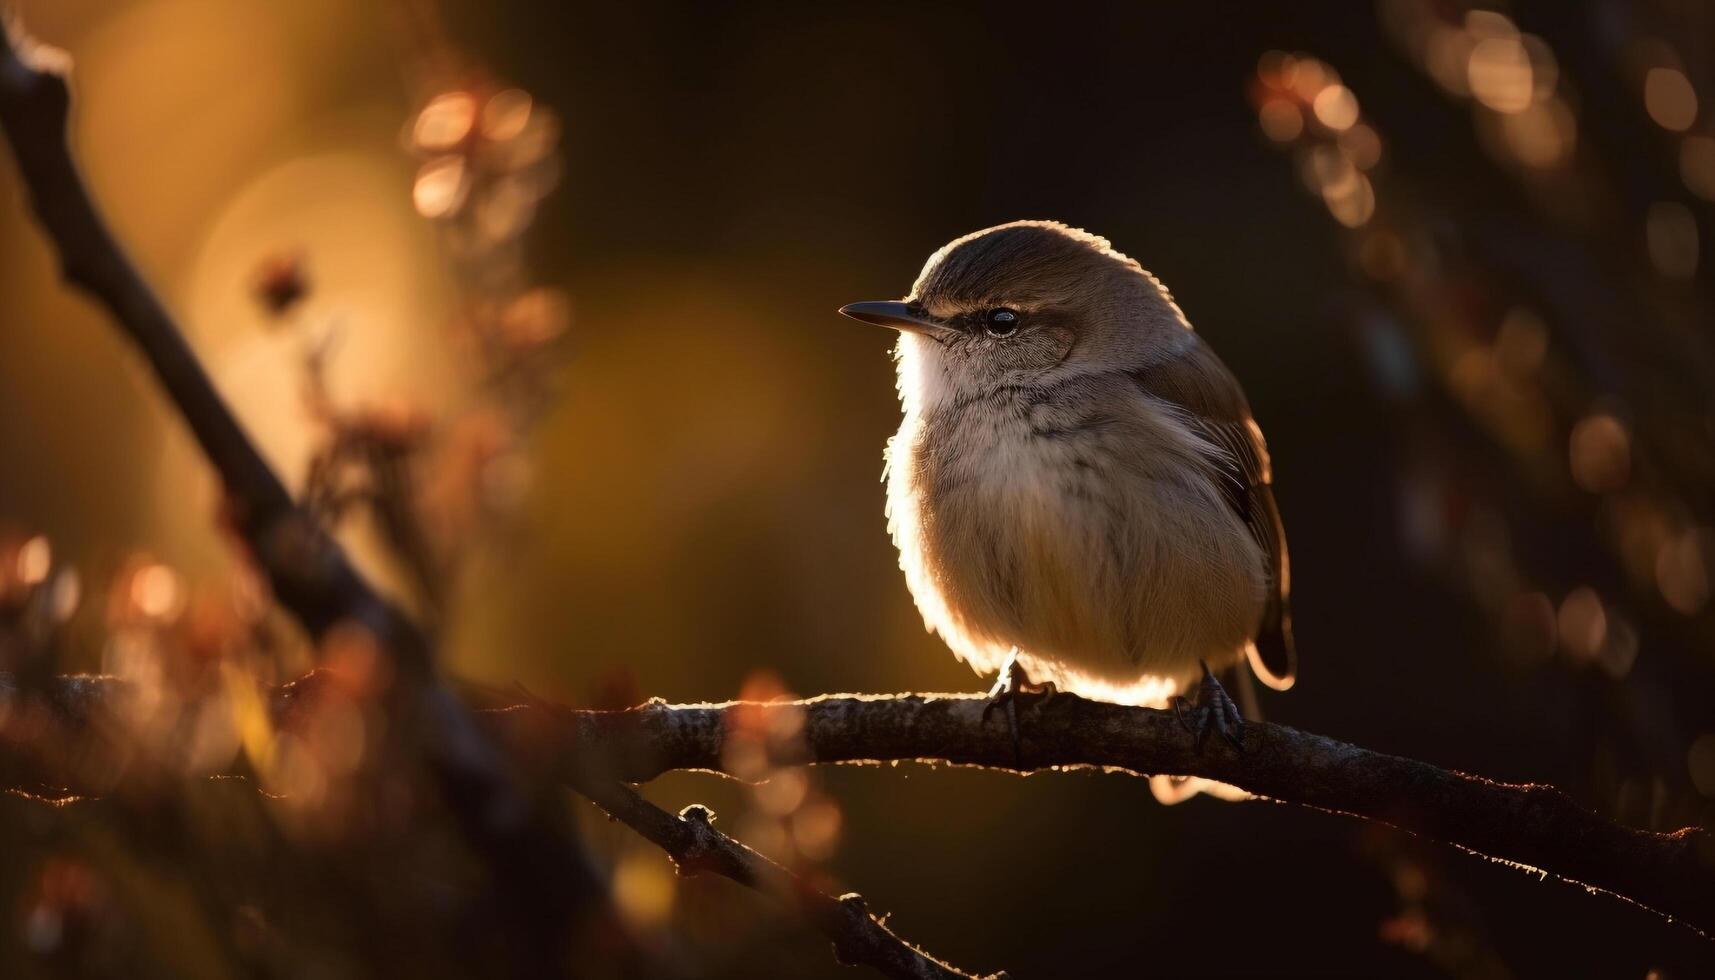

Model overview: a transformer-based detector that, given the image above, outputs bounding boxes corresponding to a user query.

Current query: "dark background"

[2,0,1712,977]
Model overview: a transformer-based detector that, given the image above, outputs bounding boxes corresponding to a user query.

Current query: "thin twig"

[0,21,604,977]
[573,777,1002,980]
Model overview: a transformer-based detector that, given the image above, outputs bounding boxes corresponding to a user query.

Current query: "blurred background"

[1,0,1714,976]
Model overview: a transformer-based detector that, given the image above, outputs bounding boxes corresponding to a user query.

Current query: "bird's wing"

[1127,341,1296,690]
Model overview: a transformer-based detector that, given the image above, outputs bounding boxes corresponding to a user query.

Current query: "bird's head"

[840,221,1192,400]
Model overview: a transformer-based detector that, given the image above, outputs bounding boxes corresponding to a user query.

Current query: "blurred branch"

[0,20,386,644]
[0,19,979,980]
[572,777,1001,980]
[2,671,1002,980]
[0,21,605,977]
[15,671,1715,948]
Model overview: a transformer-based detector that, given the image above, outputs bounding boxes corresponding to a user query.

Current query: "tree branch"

[15,672,1715,949]
[0,20,604,976]
[572,777,1001,980]
[539,690,1715,937]
[1,671,1005,980]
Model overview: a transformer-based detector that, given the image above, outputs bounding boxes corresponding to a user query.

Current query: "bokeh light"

[1569,413,1632,494]
[1644,67,1699,132]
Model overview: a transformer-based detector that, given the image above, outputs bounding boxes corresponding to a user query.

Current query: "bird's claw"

[981,658,1056,717]
[1170,662,1244,752]
[981,654,1056,768]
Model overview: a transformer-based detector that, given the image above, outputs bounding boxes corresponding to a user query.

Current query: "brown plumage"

[1128,341,1296,689]
[844,220,1296,800]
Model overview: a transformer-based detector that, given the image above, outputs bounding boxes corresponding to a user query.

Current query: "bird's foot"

[981,652,1057,768]
[1170,662,1244,752]
[981,654,1058,705]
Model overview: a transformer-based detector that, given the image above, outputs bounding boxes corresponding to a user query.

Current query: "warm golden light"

[311,699,367,776]
[498,288,571,349]
[2,2,1705,970]
[755,767,809,816]
[1302,144,1346,193]
[1424,27,1475,96]
[130,563,183,620]
[611,851,676,928]
[480,89,533,142]
[47,570,80,624]
[413,91,478,151]
[1656,529,1712,614]
[1385,6,1574,175]
[1285,56,1332,103]
[413,156,470,219]
[1568,413,1630,493]
[1497,99,1575,168]
[474,175,536,242]
[1555,587,1606,661]
[16,535,50,587]
[223,660,276,780]
[1256,49,1291,83]
[791,800,842,861]
[1312,84,1360,131]
[1681,135,1715,201]
[180,147,462,543]
[1257,98,1303,142]
[1323,170,1376,228]
[267,733,329,810]
[1468,36,1533,113]
[1339,124,1383,170]
[1420,29,1474,94]
[70,0,312,266]
[1521,35,1559,103]
[1644,67,1698,132]
[1464,9,1518,41]
[1596,614,1639,679]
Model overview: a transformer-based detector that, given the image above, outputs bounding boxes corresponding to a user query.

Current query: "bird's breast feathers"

[885,382,1265,704]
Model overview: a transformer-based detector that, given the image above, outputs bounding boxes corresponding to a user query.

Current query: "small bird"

[841,221,1296,802]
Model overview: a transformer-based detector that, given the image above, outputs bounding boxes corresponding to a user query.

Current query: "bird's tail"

[1248,605,1297,692]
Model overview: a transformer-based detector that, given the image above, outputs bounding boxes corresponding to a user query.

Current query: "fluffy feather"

[881,221,1295,710]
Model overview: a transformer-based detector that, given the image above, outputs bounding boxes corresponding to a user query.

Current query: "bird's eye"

[983,308,1020,338]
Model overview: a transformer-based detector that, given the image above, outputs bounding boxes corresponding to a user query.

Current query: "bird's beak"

[838,301,950,338]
